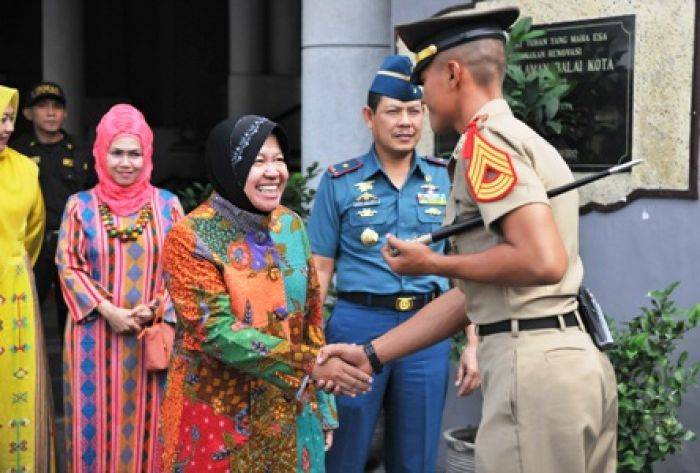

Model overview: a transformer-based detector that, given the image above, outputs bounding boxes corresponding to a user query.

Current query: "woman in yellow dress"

[0,85,55,471]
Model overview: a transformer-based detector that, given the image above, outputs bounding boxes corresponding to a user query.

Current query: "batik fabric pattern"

[57,187,183,472]
[0,146,55,472]
[160,196,337,472]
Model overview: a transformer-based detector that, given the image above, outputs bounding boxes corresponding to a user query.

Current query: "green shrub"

[504,16,576,137]
[608,283,699,472]
[281,162,322,219]
[177,182,213,214]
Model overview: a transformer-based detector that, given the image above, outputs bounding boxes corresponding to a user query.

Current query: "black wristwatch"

[363,342,383,374]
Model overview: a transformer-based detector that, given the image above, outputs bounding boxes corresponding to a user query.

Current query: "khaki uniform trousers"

[475,322,617,473]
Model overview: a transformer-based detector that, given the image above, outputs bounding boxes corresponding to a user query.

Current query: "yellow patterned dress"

[160,195,337,472]
[0,144,55,472]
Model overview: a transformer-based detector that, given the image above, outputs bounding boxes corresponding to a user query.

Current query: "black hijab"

[205,115,289,214]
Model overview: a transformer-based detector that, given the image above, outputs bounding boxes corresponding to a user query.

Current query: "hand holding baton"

[389,159,643,255]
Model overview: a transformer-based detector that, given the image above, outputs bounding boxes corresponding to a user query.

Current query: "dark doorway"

[83,0,229,190]
[0,0,43,137]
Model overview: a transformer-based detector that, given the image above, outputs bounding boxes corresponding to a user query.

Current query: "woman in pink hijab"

[56,104,183,472]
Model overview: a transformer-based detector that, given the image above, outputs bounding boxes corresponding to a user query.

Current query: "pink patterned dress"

[57,187,182,472]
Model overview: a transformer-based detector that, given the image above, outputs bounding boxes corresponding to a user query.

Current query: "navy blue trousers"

[324,299,450,473]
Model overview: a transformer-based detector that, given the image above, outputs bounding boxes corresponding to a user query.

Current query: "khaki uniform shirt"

[445,99,583,324]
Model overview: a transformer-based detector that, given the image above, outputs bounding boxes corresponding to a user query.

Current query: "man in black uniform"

[12,82,96,330]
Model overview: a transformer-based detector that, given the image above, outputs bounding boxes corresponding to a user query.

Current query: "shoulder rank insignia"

[425,155,449,166]
[462,117,517,202]
[327,158,363,178]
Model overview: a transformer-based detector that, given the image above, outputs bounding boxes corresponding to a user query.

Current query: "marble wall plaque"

[402,0,698,212]
[518,15,635,172]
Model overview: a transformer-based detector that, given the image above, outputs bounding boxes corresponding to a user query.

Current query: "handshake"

[310,329,481,398]
[311,343,375,397]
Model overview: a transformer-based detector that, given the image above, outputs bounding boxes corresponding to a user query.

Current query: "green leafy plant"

[504,16,576,137]
[281,162,322,219]
[177,182,213,214]
[607,283,699,472]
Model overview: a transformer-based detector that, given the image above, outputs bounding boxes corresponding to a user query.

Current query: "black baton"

[390,159,642,253]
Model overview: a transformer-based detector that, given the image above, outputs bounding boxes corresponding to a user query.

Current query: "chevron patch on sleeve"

[463,128,517,202]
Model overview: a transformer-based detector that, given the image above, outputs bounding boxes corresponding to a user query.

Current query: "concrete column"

[43,0,84,133]
[270,0,301,76]
[302,0,391,175]
[228,0,266,117]
[228,0,301,121]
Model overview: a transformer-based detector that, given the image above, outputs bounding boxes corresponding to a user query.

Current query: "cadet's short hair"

[457,38,507,87]
[436,38,506,88]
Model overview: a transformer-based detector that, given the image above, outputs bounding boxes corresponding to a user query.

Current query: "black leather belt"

[478,312,578,336]
[338,291,439,312]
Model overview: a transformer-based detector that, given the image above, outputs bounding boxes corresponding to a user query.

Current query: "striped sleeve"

[56,195,111,322]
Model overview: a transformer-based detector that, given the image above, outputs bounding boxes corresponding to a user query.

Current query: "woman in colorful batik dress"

[0,85,56,472]
[57,104,183,472]
[160,115,372,472]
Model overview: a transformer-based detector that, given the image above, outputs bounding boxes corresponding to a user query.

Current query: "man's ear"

[362,105,374,130]
[446,60,463,89]
[22,107,33,121]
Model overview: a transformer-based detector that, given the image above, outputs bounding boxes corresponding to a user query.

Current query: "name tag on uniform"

[417,193,447,206]
[62,157,74,167]
[424,207,443,216]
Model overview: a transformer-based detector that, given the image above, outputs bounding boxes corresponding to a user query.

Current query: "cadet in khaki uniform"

[316,6,618,473]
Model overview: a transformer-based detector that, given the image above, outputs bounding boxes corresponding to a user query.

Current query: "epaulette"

[327,158,363,178]
[424,155,449,166]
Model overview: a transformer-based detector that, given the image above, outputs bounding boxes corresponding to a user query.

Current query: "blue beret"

[369,55,423,102]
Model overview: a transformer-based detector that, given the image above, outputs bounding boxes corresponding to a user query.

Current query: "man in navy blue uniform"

[307,55,453,472]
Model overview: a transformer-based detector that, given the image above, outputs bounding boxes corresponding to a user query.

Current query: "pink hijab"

[93,104,155,216]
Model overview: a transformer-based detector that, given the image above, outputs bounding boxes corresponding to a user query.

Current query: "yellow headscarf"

[0,85,20,124]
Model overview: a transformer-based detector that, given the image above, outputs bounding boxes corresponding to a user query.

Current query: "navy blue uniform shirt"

[308,146,450,295]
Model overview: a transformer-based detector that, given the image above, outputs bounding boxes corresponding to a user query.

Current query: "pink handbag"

[139,309,175,371]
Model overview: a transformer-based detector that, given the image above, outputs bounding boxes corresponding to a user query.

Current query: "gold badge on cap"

[360,228,380,246]
[416,44,438,63]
